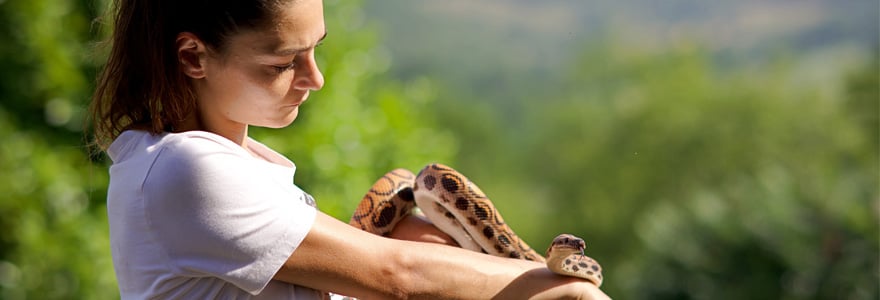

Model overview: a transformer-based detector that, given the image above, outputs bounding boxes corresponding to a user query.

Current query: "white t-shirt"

[106,130,322,299]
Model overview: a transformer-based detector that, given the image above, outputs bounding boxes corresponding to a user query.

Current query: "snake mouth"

[552,234,586,253]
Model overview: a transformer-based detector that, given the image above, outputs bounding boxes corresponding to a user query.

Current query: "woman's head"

[91,0,325,149]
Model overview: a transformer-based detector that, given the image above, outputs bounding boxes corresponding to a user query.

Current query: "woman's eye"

[273,61,297,73]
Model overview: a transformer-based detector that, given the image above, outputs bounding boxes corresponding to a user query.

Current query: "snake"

[349,163,604,287]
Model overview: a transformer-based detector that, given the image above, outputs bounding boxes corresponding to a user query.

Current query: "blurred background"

[0,0,877,298]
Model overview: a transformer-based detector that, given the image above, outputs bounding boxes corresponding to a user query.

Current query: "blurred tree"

[514,42,879,299]
[384,21,878,299]
[0,110,115,299]
[0,0,114,298]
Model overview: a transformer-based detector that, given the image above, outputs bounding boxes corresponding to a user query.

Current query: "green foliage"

[433,40,879,298]
[0,110,114,299]
[563,47,879,299]
[0,0,115,298]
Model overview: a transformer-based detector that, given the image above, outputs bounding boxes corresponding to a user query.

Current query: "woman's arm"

[274,212,610,300]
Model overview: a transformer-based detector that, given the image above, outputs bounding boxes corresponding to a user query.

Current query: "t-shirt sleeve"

[141,134,317,295]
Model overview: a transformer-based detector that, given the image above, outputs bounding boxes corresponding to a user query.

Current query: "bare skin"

[388,214,460,246]
[177,0,611,298]
[277,213,610,300]
[387,215,612,299]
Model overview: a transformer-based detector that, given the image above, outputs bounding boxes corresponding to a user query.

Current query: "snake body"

[349,163,603,287]
[349,168,416,236]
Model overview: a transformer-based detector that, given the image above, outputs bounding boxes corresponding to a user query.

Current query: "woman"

[90,0,611,298]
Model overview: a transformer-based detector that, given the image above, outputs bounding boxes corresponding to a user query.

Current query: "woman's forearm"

[387,214,609,298]
[392,239,606,299]
[277,213,609,299]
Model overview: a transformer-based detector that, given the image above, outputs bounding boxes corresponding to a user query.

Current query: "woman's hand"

[387,213,459,247]
[492,267,611,300]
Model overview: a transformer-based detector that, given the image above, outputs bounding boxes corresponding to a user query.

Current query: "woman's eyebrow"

[274,31,328,56]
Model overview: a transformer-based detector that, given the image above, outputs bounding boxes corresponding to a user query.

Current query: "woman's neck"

[177,107,250,148]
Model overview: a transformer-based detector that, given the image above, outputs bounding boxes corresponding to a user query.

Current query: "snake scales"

[349,163,604,286]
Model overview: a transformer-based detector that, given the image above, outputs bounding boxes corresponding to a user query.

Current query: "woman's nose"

[294,53,324,91]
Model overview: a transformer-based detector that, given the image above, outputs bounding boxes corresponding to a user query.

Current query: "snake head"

[546,233,586,257]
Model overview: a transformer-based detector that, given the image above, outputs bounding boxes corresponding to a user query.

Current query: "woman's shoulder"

[138,131,255,189]
[164,130,247,154]
[111,130,248,160]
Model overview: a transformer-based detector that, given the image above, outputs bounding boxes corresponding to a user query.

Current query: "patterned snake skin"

[349,163,603,286]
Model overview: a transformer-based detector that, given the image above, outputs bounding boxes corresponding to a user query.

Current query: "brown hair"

[89,0,286,150]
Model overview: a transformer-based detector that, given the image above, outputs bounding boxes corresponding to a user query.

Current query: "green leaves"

[443,42,879,299]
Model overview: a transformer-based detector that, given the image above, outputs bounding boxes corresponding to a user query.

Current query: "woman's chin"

[257,108,300,129]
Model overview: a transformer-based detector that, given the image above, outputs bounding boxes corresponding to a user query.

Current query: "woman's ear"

[176,32,207,79]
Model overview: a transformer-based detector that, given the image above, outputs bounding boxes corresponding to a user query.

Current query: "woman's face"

[195,0,325,133]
